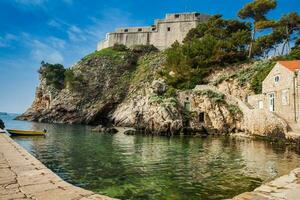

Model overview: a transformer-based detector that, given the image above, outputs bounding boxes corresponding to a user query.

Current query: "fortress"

[97,12,210,50]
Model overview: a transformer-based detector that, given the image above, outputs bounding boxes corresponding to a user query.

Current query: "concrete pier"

[0,133,116,200]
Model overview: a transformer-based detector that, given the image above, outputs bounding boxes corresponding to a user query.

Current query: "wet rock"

[124,129,136,135]
[91,125,105,132]
[105,127,118,134]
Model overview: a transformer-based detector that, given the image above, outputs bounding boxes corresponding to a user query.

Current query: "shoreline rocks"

[91,125,119,134]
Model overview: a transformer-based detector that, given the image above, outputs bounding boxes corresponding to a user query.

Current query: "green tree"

[238,0,277,58]
[163,15,251,89]
[276,12,300,54]
[38,62,66,89]
[64,69,85,91]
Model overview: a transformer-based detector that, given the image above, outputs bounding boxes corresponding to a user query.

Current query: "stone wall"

[97,12,210,50]
[247,94,264,109]
[194,85,288,138]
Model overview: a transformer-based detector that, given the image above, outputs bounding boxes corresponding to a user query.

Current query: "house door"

[269,93,275,112]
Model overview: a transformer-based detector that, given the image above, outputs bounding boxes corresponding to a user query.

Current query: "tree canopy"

[238,0,277,22]
[38,62,66,89]
[162,15,251,89]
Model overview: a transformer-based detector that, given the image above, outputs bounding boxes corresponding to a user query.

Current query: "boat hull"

[7,129,46,136]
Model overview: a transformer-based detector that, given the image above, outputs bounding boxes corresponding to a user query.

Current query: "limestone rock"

[151,79,167,95]
[123,129,136,135]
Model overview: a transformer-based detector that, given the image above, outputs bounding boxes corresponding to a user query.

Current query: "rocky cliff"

[18,46,286,137]
[17,47,137,124]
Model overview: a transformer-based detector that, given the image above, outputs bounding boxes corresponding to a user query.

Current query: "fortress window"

[152,27,156,31]
[195,13,200,17]
[124,29,128,32]
[167,27,171,31]
[138,28,142,32]
[175,14,180,18]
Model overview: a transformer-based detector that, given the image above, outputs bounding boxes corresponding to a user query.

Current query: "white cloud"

[29,39,64,63]
[0,33,18,48]
[48,37,66,49]
[47,20,62,28]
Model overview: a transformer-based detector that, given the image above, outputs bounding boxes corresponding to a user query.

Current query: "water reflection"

[2,113,300,200]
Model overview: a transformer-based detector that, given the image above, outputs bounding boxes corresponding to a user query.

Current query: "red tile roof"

[278,60,300,72]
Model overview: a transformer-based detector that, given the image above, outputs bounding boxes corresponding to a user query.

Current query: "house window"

[124,29,128,32]
[274,75,280,84]
[258,100,264,109]
[282,89,289,105]
[175,14,180,18]
[199,112,205,123]
[138,28,142,32]
[269,93,275,112]
[167,27,171,31]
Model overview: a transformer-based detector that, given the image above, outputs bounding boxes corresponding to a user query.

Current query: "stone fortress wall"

[97,12,210,50]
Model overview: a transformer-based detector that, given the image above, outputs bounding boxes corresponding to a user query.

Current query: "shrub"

[164,86,177,98]
[227,104,243,115]
[38,62,65,89]
[111,43,129,51]
[132,44,158,55]
[149,95,163,104]
[199,90,225,103]
[64,69,85,91]
[250,61,274,94]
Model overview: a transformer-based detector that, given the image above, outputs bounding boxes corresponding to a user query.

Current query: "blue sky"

[0,0,299,113]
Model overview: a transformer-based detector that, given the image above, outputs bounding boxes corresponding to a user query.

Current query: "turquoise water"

[1,113,300,200]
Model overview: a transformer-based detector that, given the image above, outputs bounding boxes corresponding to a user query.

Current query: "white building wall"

[97,13,210,51]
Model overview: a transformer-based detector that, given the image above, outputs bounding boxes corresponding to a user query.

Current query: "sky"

[0,0,299,113]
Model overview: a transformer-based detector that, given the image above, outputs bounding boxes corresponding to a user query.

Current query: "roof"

[278,60,300,72]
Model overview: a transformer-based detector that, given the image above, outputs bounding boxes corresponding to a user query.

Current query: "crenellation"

[97,12,210,50]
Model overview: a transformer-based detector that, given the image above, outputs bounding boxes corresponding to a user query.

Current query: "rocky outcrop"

[194,85,288,139]
[17,49,289,137]
[112,82,244,135]
[17,50,137,125]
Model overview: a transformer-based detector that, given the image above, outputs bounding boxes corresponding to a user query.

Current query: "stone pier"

[233,168,300,200]
[0,133,116,200]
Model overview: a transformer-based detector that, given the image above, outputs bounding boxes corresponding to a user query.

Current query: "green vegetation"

[164,86,177,98]
[162,15,251,90]
[38,62,65,89]
[159,0,299,91]
[231,61,274,94]
[238,1,300,58]
[198,90,225,103]
[148,95,177,107]
[238,0,277,58]
[227,104,243,116]
[131,44,158,55]
[274,47,300,60]
[82,44,136,63]
[64,69,86,91]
